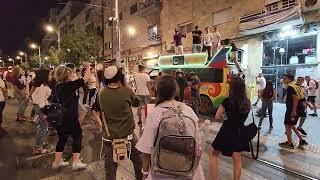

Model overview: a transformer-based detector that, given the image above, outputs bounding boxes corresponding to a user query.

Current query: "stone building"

[45,0,320,87]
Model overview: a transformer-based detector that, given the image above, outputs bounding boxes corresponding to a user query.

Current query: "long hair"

[229,76,250,112]
[155,75,178,106]
[33,69,50,86]
[262,80,274,99]
[12,67,21,78]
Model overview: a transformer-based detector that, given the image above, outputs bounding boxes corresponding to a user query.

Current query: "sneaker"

[72,161,87,171]
[299,139,308,146]
[279,141,294,149]
[52,161,69,169]
[309,113,318,117]
[297,128,307,136]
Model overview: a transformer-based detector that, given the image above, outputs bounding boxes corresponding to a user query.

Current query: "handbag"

[244,111,260,159]
[242,111,258,141]
[41,84,70,127]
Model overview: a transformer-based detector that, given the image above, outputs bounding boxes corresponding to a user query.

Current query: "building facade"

[45,0,320,88]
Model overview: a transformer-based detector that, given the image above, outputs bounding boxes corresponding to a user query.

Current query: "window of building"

[179,22,193,34]
[282,0,296,8]
[119,12,123,21]
[148,25,158,39]
[212,8,233,26]
[262,35,317,66]
[266,2,279,12]
[130,3,138,14]
[108,41,113,49]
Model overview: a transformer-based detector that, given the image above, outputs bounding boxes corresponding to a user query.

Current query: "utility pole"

[115,0,121,66]
[101,0,105,59]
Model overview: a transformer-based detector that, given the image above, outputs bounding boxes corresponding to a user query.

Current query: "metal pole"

[101,0,105,59]
[57,29,61,50]
[115,0,121,66]
[39,46,41,68]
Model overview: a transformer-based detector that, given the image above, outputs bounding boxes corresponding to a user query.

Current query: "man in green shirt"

[99,66,142,180]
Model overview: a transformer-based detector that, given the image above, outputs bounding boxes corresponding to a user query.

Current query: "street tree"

[60,31,99,65]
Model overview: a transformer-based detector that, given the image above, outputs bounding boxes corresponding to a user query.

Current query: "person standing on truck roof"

[173,28,186,55]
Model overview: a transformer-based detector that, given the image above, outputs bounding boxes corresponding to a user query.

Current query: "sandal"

[42,143,54,150]
[33,147,52,155]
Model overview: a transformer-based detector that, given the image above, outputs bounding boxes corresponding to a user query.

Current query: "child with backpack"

[136,75,204,180]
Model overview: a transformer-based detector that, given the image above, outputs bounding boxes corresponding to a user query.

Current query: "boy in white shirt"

[134,64,151,126]
[31,70,53,154]
[202,27,214,59]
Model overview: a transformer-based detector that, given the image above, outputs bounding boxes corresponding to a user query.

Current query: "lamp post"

[16,56,23,64]
[45,25,61,50]
[19,51,27,64]
[0,58,3,67]
[279,48,285,65]
[30,43,41,68]
[8,58,14,66]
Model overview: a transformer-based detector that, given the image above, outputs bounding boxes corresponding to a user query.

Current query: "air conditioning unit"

[303,0,320,12]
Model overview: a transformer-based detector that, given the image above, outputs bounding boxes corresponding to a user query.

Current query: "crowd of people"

[0,58,318,180]
[253,73,318,149]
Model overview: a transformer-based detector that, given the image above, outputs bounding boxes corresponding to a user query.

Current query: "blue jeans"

[192,44,202,53]
[34,104,48,147]
[15,94,27,117]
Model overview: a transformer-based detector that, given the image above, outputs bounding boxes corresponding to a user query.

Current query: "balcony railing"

[147,32,161,41]
[137,0,162,17]
[239,0,303,35]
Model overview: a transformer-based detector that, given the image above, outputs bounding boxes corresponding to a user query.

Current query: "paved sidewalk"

[1,101,318,179]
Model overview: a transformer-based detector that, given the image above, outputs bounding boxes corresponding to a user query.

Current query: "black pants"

[88,88,96,105]
[0,101,5,126]
[56,123,82,153]
[203,45,212,59]
[105,135,142,180]
[259,99,273,127]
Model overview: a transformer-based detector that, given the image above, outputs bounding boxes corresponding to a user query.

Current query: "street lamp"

[8,58,14,66]
[19,51,24,56]
[127,26,136,36]
[29,43,42,68]
[45,24,61,50]
[16,56,23,64]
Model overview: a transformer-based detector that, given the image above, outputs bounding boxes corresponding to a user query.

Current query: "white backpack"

[151,103,203,178]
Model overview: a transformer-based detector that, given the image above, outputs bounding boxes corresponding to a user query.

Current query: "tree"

[47,46,62,66]
[60,31,99,66]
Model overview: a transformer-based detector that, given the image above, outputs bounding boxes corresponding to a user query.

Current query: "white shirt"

[136,101,205,180]
[203,32,214,47]
[29,72,36,81]
[0,78,6,102]
[31,84,52,108]
[213,31,221,47]
[307,80,318,96]
[88,74,97,89]
[256,76,266,91]
[134,72,150,96]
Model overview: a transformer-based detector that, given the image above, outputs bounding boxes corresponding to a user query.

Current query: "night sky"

[0,0,60,57]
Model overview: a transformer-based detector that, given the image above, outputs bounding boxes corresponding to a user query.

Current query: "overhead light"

[282,25,292,31]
